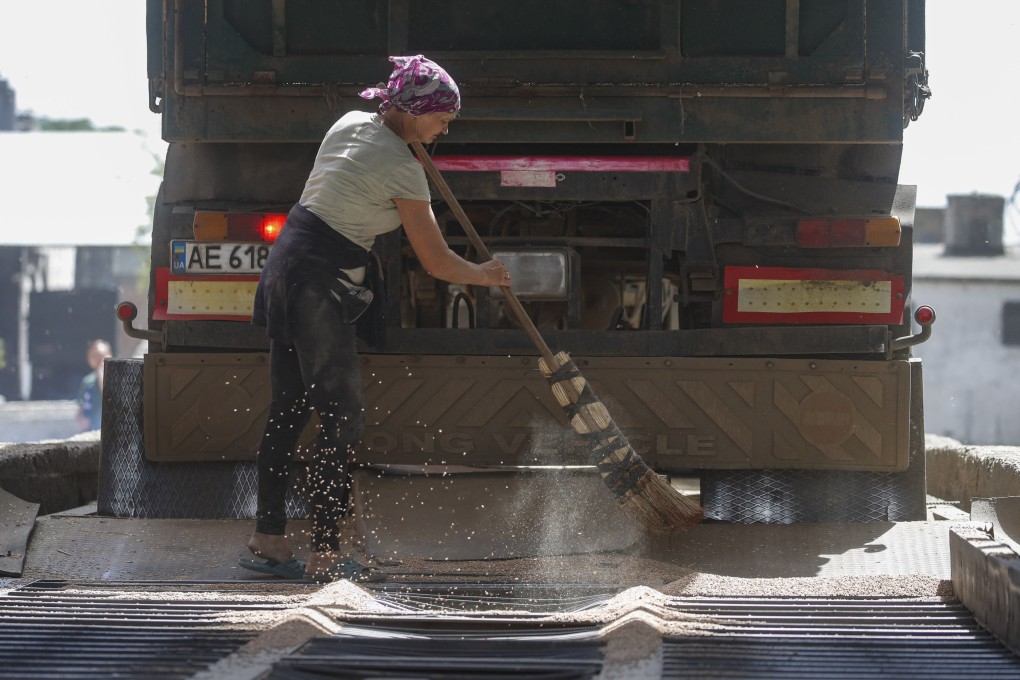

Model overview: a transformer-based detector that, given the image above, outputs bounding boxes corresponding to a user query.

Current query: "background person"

[76,339,112,432]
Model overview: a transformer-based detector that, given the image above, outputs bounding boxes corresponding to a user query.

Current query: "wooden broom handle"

[411,141,558,367]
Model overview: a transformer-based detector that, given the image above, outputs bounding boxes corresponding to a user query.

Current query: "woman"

[241,55,511,582]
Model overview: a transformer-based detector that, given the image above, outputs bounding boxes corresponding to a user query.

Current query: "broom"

[411,141,704,533]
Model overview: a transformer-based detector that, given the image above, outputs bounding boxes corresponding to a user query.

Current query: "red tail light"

[193,211,287,242]
[914,305,936,325]
[116,301,137,321]
[260,215,285,242]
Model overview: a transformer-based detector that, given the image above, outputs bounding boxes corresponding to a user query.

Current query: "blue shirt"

[77,372,102,431]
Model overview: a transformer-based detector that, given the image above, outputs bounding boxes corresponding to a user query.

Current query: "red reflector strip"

[430,156,691,172]
[153,268,258,321]
[723,267,905,325]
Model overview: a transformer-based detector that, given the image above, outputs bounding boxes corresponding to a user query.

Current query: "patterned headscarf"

[359,54,461,116]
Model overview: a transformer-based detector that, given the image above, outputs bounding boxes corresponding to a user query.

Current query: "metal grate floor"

[0,580,292,679]
[272,589,1020,680]
[3,581,1019,679]
[272,634,604,679]
[660,598,1020,679]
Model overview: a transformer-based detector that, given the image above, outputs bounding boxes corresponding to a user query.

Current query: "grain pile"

[193,608,341,680]
[302,578,383,610]
[662,572,954,598]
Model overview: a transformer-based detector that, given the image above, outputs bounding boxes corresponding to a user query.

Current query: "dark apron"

[252,202,386,348]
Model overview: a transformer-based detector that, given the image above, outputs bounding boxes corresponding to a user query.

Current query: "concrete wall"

[0,430,99,515]
[0,400,80,443]
[911,279,1020,445]
[0,431,1015,519]
[926,434,1020,511]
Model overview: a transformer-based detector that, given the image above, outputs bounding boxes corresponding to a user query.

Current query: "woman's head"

[359,54,460,116]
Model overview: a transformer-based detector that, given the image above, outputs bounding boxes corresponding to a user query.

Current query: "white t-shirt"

[300,111,430,251]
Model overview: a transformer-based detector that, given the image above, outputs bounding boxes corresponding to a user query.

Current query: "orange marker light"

[193,212,229,240]
[864,216,902,246]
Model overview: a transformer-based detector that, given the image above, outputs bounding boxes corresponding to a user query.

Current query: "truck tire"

[98,358,307,519]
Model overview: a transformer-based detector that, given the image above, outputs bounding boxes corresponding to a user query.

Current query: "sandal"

[310,557,386,584]
[238,556,306,580]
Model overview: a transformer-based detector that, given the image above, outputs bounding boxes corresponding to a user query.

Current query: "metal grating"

[272,584,608,679]
[0,580,277,679]
[369,583,616,615]
[700,467,926,523]
[99,359,307,519]
[281,592,1020,680]
[659,597,1020,679]
[2,581,1019,679]
[271,634,604,679]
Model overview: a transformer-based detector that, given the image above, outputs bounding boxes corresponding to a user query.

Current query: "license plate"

[171,240,271,275]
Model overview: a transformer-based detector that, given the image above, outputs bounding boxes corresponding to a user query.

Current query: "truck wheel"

[98,358,307,519]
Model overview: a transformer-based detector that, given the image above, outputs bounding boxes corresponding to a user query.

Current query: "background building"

[911,194,1020,445]
[0,76,14,131]
[0,130,162,403]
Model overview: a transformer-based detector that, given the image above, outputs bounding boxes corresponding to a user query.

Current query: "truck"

[108,0,935,525]
[9,2,1020,678]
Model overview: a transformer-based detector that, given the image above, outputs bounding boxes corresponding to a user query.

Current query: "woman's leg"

[288,283,365,559]
[247,340,312,563]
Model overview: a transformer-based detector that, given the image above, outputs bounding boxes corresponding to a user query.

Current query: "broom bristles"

[539,351,704,533]
[619,468,705,532]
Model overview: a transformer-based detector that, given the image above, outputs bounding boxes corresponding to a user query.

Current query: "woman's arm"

[395,197,511,287]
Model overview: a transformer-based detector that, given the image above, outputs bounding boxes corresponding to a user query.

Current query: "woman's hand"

[396,197,514,287]
[479,258,512,287]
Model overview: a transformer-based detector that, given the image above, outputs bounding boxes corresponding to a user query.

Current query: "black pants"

[254,280,364,552]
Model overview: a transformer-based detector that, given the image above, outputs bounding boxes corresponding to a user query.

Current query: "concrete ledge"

[0,431,100,515]
[950,524,1020,655]
[925,434,1020,511]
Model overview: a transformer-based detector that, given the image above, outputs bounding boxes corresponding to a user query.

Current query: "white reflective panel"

[167,281,258,316]
[737,278,892,314]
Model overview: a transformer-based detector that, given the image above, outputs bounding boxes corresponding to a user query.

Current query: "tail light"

[193,211,287,242]
[914,305,936,325]
[797,216,901,248]
[260,214,285,242]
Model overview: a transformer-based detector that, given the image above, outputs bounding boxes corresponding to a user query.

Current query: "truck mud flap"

[355,355,915,472]
[98,359,307,519]
[700,360,927,523]
[140,352,914,472]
